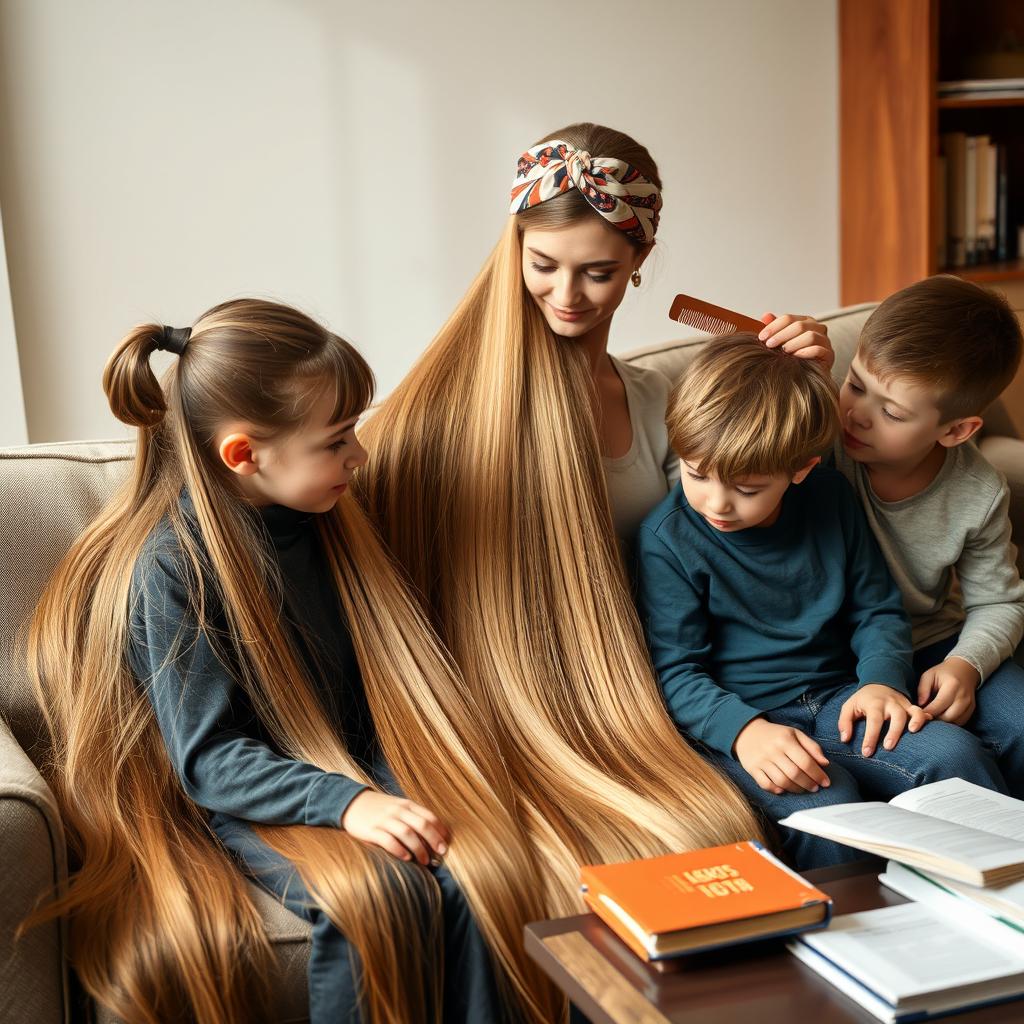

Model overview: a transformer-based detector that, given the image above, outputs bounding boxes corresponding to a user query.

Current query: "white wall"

[0,205,27,444]
[0,0,838,443]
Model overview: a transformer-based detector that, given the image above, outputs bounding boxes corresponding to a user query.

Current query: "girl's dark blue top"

[128,493,375,830]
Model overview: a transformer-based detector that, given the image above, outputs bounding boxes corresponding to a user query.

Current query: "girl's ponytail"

[102,324,170,427]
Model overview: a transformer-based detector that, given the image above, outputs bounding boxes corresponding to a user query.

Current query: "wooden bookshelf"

[840,0,1024,304]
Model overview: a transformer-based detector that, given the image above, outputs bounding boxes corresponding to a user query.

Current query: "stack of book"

[781,778,1024,1021]
[579,840,832,963]
[938,133,1009,268]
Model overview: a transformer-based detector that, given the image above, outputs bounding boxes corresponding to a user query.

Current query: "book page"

[891,778,1024,842]
[779,803,1024,871]
[798,903,1024,1001]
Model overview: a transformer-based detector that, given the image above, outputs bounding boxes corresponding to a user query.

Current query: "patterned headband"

[509,139,662,244]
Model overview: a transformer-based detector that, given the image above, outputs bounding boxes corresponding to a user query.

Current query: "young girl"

[358,123,825,905]
[26,299,562,1024]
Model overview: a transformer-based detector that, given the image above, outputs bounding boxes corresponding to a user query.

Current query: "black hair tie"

[157,325,192,356]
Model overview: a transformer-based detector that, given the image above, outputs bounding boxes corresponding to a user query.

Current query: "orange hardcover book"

[580,841,832,961]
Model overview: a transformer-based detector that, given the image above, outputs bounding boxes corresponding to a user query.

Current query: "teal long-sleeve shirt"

[128,493,377,830]
[636,466,913,756]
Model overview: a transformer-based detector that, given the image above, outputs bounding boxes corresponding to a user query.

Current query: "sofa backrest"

[621,302,875,385]
[0,441,133,761]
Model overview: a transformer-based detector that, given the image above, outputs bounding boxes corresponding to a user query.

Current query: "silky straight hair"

[26,299,563,1024]
[358,122,764,914]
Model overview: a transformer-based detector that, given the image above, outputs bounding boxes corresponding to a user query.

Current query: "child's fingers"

[794,730,830,767]
[764,761,805,794]
[916,672,935,706]
[405,801,452,843]
[861,708,884,756]
[946,696,975,726]
[922,687,955,718]
[779,753,824,792]
[837,703,855,743]
[906,705,930,732]
[386,821,432,866]
[398,809,448,856]
[370,828,415,862]
[753,767,784,795]
[881,705,909,750]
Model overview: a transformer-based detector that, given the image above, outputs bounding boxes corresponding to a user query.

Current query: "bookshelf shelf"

[938,96,1024,109]
[944,259,1024,283]
[840,0,1024,304]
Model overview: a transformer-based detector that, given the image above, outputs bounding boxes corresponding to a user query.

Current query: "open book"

[779,778,1024,886]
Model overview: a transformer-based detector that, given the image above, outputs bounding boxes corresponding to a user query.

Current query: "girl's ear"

[219,433,259,476]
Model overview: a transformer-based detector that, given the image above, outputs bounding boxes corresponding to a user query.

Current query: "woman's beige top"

[603,356,680,559]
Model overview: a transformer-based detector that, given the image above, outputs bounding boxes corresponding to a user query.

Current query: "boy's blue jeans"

[700,678,1008,871]
[915,632,1024,799]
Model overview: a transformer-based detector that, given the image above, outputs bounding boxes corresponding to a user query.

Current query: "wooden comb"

[668,293,766,336]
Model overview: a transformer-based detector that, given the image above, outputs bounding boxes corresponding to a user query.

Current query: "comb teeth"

[674,308,738,335]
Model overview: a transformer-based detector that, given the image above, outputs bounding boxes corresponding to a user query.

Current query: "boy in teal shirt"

[636,335,1007,869]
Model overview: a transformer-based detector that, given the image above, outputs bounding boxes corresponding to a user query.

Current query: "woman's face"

[521,217,647,341]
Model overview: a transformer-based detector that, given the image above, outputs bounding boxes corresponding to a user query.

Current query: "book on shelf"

[778,777,1024,887]
[579,840,831,962]
[940,78,1024,101]
[942,132,967,266]
[940,134,1008,268]
[789,902,1024,1022]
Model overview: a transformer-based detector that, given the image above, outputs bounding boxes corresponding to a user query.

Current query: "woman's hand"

[341,790,451,865]
[759,312,834,369]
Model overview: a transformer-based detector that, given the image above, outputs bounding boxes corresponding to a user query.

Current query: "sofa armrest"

[0,717,69,1023]
[979,435,1024,577]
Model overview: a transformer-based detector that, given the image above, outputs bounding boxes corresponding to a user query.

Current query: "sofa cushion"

[0,441,134,761]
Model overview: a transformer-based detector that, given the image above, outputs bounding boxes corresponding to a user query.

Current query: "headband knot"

[509,139,662,244]
[157,325,191,356]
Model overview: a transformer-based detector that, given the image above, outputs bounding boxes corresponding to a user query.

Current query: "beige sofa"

[2,304,1023,1023]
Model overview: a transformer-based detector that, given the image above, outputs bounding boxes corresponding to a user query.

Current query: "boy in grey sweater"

[835,275,1024,795]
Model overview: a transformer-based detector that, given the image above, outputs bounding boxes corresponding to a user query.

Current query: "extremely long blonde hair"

[26,299,562,1024]
[358,122,763,908]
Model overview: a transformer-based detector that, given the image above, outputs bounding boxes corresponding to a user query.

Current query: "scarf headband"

[509,139,662,244]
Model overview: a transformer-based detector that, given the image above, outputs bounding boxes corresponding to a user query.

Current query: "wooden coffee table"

[525,860,1021,1023]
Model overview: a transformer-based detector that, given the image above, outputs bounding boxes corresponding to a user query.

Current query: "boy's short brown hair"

[667,333,840,481]
[858,275,1022,421]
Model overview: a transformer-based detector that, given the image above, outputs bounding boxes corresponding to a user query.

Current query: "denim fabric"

[701,681,1007,871]
[915,633,1024,799]
[213,760,509,1024]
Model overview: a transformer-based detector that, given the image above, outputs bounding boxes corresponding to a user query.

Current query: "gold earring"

[631,270,642,288]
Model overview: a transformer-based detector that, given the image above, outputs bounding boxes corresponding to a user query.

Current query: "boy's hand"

[838,684,930,756]
[341,791,451,865]
[758,312,834,368]
[733,717,831,794]
[917,657,980,726]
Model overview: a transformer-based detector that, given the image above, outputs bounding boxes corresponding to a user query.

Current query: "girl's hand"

[917,657,980,726]
[758,313,834,369]
[837,684,930,757]
[341,791,451,866]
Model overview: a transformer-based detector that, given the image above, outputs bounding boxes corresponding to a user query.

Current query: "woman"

[358,123,828,913]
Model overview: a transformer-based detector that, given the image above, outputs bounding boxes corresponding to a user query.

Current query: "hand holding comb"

[668,293,766,336]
